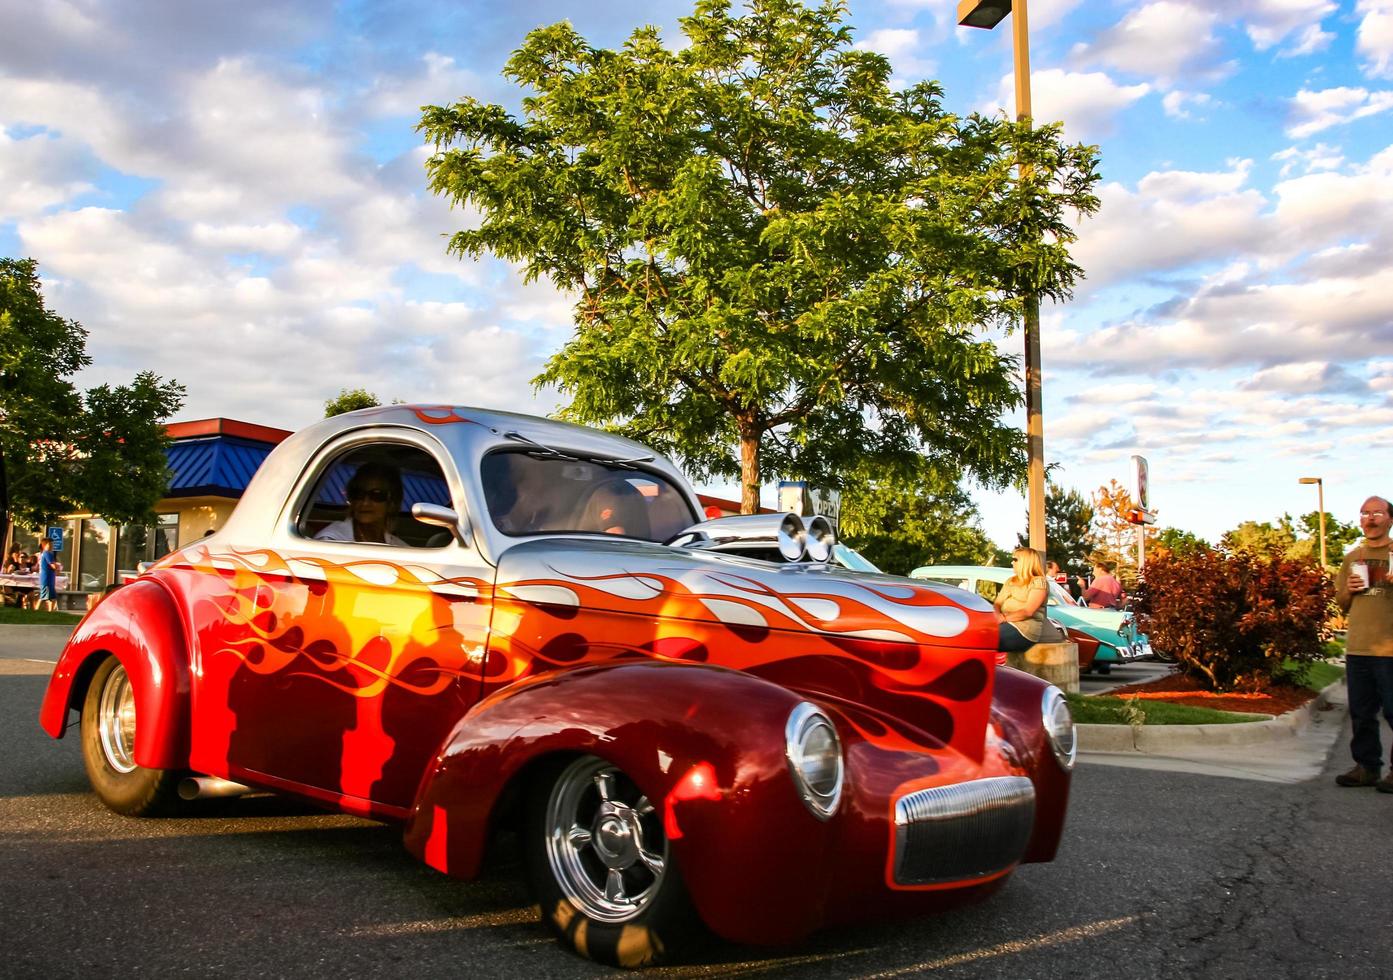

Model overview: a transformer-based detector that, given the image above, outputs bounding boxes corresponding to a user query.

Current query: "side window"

[296,443,454,549]
[974,579,1001,602]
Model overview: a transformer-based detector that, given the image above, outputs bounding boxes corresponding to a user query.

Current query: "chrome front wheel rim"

[544,755,668,923]
[97,663,138,774]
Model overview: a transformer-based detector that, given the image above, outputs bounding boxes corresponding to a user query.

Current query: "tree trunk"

[738,422,760,516]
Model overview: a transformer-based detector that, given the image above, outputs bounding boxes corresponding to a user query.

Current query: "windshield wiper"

[499,430,654,468]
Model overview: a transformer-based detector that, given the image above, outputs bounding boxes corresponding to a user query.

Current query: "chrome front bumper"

[892,775,1037,885]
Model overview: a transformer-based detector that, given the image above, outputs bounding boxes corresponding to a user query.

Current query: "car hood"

[494,537,997,648]
[491,537,1000,762]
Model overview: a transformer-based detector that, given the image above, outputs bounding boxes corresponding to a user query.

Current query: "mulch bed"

[1105,672,1316,716]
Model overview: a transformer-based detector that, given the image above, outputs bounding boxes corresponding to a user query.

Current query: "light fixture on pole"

[1298,476,1327,569]
[957,0,1046,557]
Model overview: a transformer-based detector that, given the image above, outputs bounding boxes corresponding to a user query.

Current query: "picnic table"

[0,572,72,606]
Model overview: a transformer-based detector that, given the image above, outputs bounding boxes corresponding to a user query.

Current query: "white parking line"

[857,915,1142,977]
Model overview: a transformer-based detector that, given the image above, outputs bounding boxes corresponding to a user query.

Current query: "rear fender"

[403,660,833,946]
[991,665,1071,863]
[38,579,191,770]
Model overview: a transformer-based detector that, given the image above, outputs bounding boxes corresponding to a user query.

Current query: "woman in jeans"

[995,547,1065,652]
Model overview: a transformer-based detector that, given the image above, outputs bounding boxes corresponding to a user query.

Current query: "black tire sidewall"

[523,757,701,967]
[80,656,181,816]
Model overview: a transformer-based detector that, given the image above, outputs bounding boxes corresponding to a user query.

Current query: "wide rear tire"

[80,655,183,816]
[524,754,701,967]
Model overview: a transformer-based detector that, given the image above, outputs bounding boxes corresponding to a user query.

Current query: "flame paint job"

[38,404,1071,948]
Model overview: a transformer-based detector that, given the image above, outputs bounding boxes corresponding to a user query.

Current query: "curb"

[1077,678,1345,753]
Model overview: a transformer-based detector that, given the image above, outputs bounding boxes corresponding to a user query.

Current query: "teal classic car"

[908,565,1152,674]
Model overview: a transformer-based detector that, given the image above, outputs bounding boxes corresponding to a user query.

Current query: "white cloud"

[0,128,95,218]
[1239,0,1336,54]
[367,52,483,118]
[1239,362,1369,394]
[1358,0,1393,78]
[855,28,935,81]
[1071,2,1230,86]
[1161,90,1213,118]
[988,68,1150,141]
[1271,142,1344,177]
[1286,86,1393,138]
[1070,160,1268,294]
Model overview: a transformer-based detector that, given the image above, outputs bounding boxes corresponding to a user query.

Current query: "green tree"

[1018,483,1094,579]
[1292,510,1357,568]
[420,0,1101,512]
[1221,518,1299,558]
[324,387,381,417]
[840,466,996,575]
[0,258,185,541]
[1153,526,1209,557]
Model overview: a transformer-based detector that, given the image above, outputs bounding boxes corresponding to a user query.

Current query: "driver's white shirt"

[313,519,408,548]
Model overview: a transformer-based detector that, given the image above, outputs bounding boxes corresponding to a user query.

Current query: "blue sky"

[2,0,1391,548]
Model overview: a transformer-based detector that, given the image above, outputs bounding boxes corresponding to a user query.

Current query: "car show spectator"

[36,538,58,612]
[1080,560,1124,610]
[994,547,1066,652]
[1333,495,1393,793]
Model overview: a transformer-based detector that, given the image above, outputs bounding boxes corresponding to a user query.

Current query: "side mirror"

[412,502,472,548]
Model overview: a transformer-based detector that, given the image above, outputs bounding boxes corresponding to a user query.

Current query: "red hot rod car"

[40,405,1075,966]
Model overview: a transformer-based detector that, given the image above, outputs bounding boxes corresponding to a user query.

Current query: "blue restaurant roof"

[164,435,276,498]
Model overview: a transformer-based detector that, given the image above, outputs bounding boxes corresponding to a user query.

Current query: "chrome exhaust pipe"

[178,776,254,801]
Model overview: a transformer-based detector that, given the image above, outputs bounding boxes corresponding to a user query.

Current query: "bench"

[1005,641,1080,694]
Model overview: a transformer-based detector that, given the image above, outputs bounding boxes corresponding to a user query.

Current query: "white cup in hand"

[1350,561,1369,592]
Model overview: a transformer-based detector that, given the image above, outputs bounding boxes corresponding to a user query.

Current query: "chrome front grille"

[893,776,1037,885]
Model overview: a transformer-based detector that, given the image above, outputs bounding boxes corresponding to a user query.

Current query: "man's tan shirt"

[1336,542,1393,657]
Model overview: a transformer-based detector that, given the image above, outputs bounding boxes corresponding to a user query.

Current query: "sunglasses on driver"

[348,487,394,503]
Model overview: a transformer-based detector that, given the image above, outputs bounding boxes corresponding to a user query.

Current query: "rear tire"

[1093,662,1112,676]
[524,755,700,967]
[80,655,183,816]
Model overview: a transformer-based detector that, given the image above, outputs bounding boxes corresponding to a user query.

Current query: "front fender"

[991,665,1071,862]
[38,579,191,770]
[403,660,833,946]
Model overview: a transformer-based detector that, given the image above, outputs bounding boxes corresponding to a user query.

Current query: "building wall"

[166,497,238,546]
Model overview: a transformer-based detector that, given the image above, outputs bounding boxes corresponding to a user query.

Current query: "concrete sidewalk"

[1077,680,1349,784]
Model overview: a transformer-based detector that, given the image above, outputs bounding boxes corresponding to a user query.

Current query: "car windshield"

[1047,580,1077,606]
[832,544,881,573]
[481,450,697,543]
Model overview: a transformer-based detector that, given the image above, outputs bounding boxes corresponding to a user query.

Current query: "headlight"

[1042,686,1076,770]
[785,702,844,819]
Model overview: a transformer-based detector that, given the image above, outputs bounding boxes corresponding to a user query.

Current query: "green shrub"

[1133,550,1332,692]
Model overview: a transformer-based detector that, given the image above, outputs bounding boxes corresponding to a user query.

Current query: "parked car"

[40,406,1075,966]
[909,565,1152,674]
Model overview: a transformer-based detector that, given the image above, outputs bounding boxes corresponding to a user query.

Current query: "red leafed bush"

[1133,550,1333,692]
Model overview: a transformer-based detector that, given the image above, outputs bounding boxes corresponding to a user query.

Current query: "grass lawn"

[1066,693,1264,726]
[1299,659,1344,692]
[0,606,82,625]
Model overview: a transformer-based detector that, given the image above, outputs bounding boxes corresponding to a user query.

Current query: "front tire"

[524,755,700,967]
[80,655,182,816]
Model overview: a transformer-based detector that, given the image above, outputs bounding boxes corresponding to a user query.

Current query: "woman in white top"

[994,547,1065,652]
[314,462,408,547]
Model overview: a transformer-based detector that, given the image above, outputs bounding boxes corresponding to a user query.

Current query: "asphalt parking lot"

[1078,658,1175,696]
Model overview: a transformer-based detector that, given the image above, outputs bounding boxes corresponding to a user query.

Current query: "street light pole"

[957,0,1046,556]
[1298,476,1327,568]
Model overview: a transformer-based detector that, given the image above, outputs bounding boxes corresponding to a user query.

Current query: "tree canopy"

[1018,482,1094,578]
[324,387,382,417]
[0,258,185,540]
[420,0,1101,511]
[839,464,997,575]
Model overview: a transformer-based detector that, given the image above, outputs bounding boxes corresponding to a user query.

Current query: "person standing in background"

[1334,495,1393,793]
[36,538,58,613]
